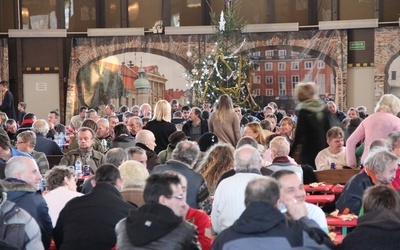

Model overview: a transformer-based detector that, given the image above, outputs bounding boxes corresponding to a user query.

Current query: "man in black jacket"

[212,177,334,249]
[182,107,208,142]
[115,172,200,249]
[53,164,135,250]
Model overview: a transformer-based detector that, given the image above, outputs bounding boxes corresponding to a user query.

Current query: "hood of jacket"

[296,98,326,114]
[125,203,182,246]
[0,178,37,201]
[357,208,400,231]
[114,134,135,143]
[231,201,286,234]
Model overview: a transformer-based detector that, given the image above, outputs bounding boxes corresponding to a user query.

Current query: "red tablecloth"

[326,216,357,228]
[305,194,335,204]
[304,184,334,193]
[330,185,344,194]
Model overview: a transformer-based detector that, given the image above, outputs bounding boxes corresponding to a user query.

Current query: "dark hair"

[79,106,88,112]
[94,164,121,186]
[5,119,16,126]
[201,110,210,120]
[143,172,181,204]
[18,102,27,109]
[114,124,130,138]
[192,107,202,119]
[363,185,400,214]
[0,81,9,88]
[81,119,98,133]
[0,132,11,150]
[119,105,128,113]
[23,113,36,121]
[181,105,190,112]
[244,177,280,207]
[77,126,95,138]
[107,103,116,111]
[49,110,60,118]
[271,169,296,185]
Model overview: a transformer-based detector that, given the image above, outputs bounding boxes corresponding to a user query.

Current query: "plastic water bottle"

[54,133,60,147]
[59,132,65,148]
[101,139,108,152]
[75,158,83,179]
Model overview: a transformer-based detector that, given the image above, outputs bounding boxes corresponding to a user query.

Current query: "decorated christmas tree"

[189,0,258,109]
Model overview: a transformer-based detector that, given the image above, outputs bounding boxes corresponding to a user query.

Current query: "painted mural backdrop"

[66,30,347,123]
[0,39,9,82]
[375,27,400,99]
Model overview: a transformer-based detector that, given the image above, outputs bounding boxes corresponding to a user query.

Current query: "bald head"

[32,119,49,135]
[136,130,156,151]
[234,145,262,172]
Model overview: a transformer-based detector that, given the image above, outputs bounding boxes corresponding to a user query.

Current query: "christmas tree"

[189,0,259,109]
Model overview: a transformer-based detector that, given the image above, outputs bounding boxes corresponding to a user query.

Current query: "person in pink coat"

[346,94,400,167]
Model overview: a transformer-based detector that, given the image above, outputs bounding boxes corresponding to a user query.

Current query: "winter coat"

[0,192,44,250]
[59,149,105,173]
[144,120,177,154]
[111,134,136,149]
[115,204,200,250]
[212,201,333,250]
[53,183,135,250]
[337,208,400,250]
[0,179,53,250]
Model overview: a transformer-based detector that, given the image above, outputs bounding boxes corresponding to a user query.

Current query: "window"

[278,62,286,71]
[291,62,299,70]
[278,76,286,96]
[392,71,397,81]
[317,74,325,95]
[266,89,274,96]
[279,50,287,57]
[265,50,274,57]
[305,61,313,70]
[253,63,260,71]
[253,75,261,84]
[317,60,325,69]
[252,51,261,57]
[292,75,299,96]
[265,76,273,84]
[304,74,312,82]
[252,88,260,96]
[265,62,273,71]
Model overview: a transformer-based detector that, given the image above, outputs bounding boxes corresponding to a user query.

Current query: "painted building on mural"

[250,48,334,110]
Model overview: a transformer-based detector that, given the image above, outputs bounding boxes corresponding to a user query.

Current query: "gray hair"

[234,145,262,172]
[32,119,49,135]
[97,118,109,127]
[365,147,398,173]
[387,131,400,149]
[105,148,128,167]
[172,141,199,166]
[17,131,37,147]
[126,146,146,160]
[5,156,37,178]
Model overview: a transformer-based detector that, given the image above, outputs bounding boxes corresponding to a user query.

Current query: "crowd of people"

[0,80,400,249]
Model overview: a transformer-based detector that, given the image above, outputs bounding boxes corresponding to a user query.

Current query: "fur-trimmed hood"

[0,178,37,194]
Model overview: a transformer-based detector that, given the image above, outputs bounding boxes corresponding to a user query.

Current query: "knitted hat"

[198,132,218,152]
[168,131,190,147]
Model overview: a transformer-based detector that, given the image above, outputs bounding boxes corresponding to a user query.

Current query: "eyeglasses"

[169,195,184,201]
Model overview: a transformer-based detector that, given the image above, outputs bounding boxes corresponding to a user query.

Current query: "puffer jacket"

[0,192,44,249]
[1,179,52,249]
[115,204,200,250]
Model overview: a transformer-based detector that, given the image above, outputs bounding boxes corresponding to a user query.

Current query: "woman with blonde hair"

[242,122,266,154]
[0,112,8,129]
[119,160,149,206]
[346,94,400,167]
[144,100,176,154]
[198,143,235,195]
[208,94,241,147]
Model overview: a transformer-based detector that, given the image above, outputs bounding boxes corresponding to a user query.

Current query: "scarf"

[21,119,34,126]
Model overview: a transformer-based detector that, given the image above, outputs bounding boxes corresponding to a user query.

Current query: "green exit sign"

[349,41,365,51]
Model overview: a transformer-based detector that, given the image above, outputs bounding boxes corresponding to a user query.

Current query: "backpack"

[0,203,27,250]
